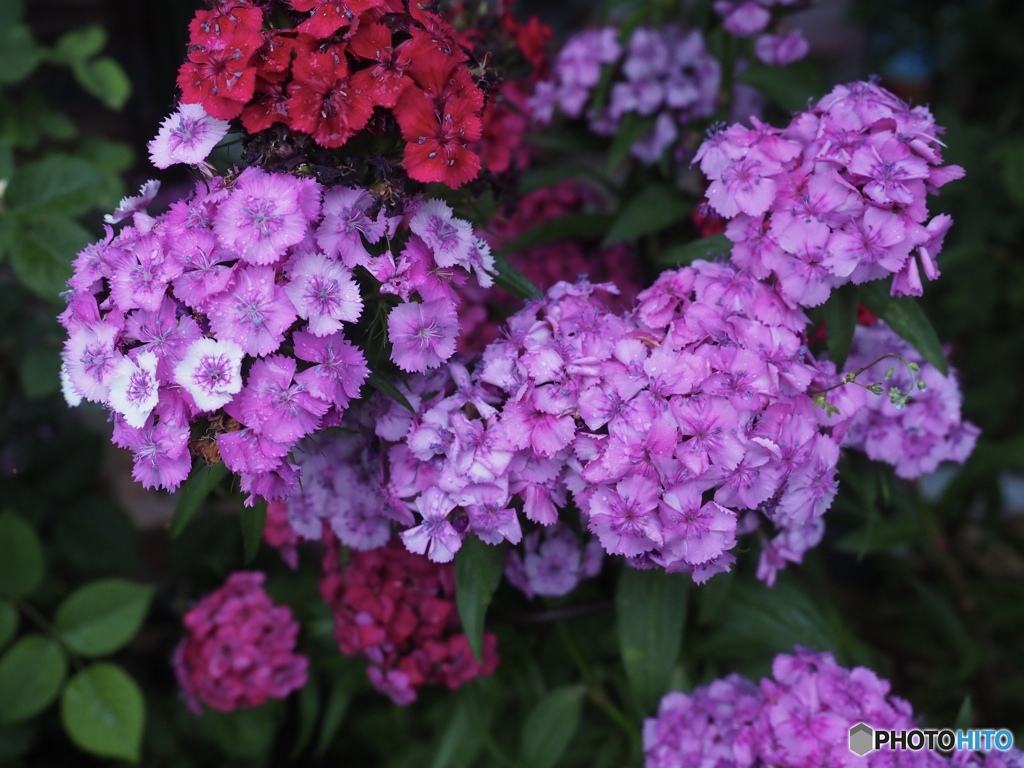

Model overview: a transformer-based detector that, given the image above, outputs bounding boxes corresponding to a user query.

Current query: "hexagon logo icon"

[849,722,875,756]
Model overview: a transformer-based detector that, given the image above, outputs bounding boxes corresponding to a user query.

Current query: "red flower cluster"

[173,572,308,713]
[177,0,492,188]
[320,538,498,705]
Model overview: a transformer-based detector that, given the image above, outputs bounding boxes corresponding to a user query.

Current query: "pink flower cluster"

[319,538,498,705]
[532,26,720,163]
[644,647,1023,768]
[714,1,810,66]
[696,80,965,306]
[173,571,307,713]
[58,168,494,498]
[831,322,979,480]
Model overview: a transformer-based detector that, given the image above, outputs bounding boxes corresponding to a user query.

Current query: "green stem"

[13,597,85,673]
[556,622,641,744]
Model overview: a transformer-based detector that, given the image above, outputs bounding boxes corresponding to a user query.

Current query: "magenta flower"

[293,331,369,409]
[387,299,460,372]
[401,488,462,562]
[284,251,362,336]
[236,355,329,444]
[410,199,474,269]
[63,321,123,404]
[586,474,664,557]
[148,102,230,169]
[207,266,298,356]
[316,186,393,268]
[120,421,192,491]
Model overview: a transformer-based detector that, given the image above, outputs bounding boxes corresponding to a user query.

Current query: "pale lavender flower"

[148,102,230,169]
[173,337,244,412]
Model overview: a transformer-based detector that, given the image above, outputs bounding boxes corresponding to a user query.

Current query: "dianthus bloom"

[173,571,307,713]
[320,538,498,705]
[645,648,1023,768]
[532,25,720,164]
[148,102,230,169]
[59,171,493,498]
[695,80,965,304]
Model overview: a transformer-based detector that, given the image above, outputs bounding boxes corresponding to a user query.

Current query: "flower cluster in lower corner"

[173,571,307,713]
[644,647,1022,768]
[319,538,498,705]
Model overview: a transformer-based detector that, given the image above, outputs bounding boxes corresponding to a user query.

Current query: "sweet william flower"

[107,351,160,428]
[284,251,362,337]
[148,102,230,169]
[207,265,298,357]
[396,88,483,189]
[174,337,244,412]
[387,299,460,373]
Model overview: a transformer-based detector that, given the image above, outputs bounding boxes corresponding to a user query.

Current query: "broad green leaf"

[8,215,91,300]
[0,635,67,724]
[657,233,732,265]
[454,538,504,662]
[860,282,948,375]
[203,705,280,760]
[0,602,17,652]
[0,26,42,85]
[954,696,973,730]
[0,511,44,597]
[519,687,583,768]
[823,283,859,369]
[616,568,689,712]
[602,184,689,247]
[19,345,61,399]
[290,676,320,759]
[77,137,133,174]
[60,663,144,763]
[738,60,823,113]
[72,57,131,111]
[240,500,268,564]
[493,253,541,300]
[6,156,107,216]
[51,25,107,66]
[835,513,922,556]
[170,462,228,537]
[607,113,658,171]
[54,579,154,657]
[499,212,610,254]
[366,370,415,412]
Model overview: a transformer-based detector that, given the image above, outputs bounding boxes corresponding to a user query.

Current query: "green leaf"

[54,579,154,658]
[51,25,107,66]
[60,663,144,763]
[454,538,504,662]
[240,500,268,564]
[77,137,133,174]
[822,283,859,369]
[493,253,541,300]
[314,677,354,757]
[170,462,228,538]
[607,113,658,171]
[737,60,823,113]
[71,57,131,111]
[860,282,948,375]
[0,0,24,26]
[366,370,415,412]
[0,602,18,652]
[19,345,61,399]
[953,696,973,730]
[616,568,689,712]
[657,233,732,265]
[0,635,67,724]
[499,212,610,254]
[0,141,14,181]
[290,676,320,759]
[602,184,689,247]
[6,156,107,216]
[0,511,44,598]
[8,215,91,300]
[430,700,483,768]
[0,26,43,85]
[519,687,583,768]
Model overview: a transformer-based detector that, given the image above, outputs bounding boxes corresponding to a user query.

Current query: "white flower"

[108,351,160,427]
[174,338,244,412]
[148,103,230,170]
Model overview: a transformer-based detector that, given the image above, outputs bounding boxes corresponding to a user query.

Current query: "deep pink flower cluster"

[696,80,965,306]
[532,26,720,163]
[319,538,498,705]
[645,647,1022,768]
[58,169,494,498]
[831,322,979,480]
[505,523,604,599]
[173,571,307,713]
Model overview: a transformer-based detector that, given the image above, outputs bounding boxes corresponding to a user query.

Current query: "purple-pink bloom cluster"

[505,523,604,599]
[714,0,810,66]
[831,322,980,480]
[58,168,494,498]
[696,80,964,305]
[532,26,720,164]
[173,571,307,713]
[645,647,1023,768]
